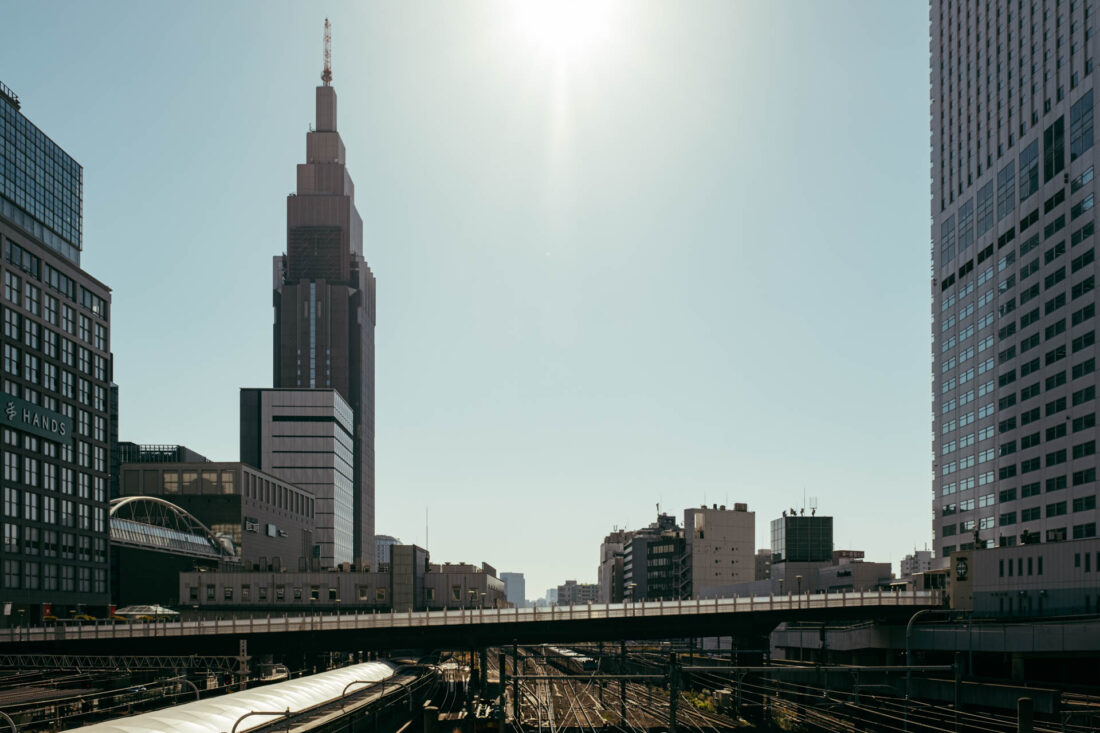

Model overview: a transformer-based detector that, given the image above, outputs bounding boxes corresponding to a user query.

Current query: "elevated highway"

[0,590,941,658]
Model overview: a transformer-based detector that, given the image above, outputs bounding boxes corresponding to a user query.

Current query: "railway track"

[492,646,744,731]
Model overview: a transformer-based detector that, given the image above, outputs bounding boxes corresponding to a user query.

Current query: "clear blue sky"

[1,1,933,598]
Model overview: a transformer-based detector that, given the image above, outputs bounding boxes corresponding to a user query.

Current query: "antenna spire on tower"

[322,18,333,86]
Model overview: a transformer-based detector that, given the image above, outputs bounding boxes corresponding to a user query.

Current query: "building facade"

[755,549,773,581]
[0,83,113,621]
[681,503,755,599]
[931,1,1099,560]
[118,456,315,571]
[240,388,354,569]
[555,579,599,605]
[900,549,934,579]
[949,536,1100,617]
[597,529,632,603]
[375,534,400,571]
[500,571,526,608]
[271,69,376,571]
[179,548,505,613]
[771,514,833,563]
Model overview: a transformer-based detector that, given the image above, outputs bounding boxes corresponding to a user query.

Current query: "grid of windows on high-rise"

[0,229,110,598]
[932,0,1099,559]
[0,101,82,264]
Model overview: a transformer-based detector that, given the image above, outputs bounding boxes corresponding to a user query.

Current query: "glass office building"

[931,2,1098,559]
[0,82,112,621]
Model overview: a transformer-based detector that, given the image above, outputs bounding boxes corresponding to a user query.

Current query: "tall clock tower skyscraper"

[272,23,376,569]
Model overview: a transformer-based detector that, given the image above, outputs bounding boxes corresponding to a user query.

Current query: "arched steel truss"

[109,496,237,560]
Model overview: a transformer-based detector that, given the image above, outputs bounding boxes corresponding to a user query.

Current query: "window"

[977,181,995,237]
[1020,139,1040,200]
[1074,413,1098,432]
[1043,115,1066,183]
[1073,523,1097,539]
[1074,467,1097,485]
[1047,501,1068,517]
[1022,507,1042,521]
[1073,276,1095,300]
[941,215,956,263]
[998,161,1017,220]
[959,198,975,253]
[1073,194,1095,220]
[1073,304,1096,326]
[1071,89,1095,161]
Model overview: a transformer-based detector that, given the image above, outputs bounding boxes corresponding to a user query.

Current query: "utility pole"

[498,652,507,729]
[512,641,520,723]
[620,641,627,725]
[668,652,680,733]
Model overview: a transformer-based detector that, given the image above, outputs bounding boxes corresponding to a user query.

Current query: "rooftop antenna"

[322,18,333,86]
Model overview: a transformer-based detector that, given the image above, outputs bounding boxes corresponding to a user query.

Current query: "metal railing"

[0,589,942,645]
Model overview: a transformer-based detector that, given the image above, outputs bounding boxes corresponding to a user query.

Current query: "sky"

[0,1,933,598]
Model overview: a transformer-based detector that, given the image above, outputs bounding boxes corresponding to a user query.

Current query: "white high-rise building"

[931,0,1098,560]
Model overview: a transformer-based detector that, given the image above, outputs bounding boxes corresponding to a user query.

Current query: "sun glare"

[510,0,620,67]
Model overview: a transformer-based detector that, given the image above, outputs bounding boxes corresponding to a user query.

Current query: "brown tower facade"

[273,82,376,569]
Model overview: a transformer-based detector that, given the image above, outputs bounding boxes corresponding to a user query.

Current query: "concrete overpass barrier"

[0,590,942,646]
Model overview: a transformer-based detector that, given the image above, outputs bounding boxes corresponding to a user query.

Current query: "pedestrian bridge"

[0,590,942,657]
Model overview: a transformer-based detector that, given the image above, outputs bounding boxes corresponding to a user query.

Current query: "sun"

[509,0,621,67]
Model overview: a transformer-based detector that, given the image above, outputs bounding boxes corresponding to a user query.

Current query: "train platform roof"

[73,661,396,733]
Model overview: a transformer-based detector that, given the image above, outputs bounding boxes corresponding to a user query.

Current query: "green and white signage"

[1,394,73,445]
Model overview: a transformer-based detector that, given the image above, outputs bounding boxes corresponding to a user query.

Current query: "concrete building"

[623,513,679,601]
[179,546,505,613]
[117,454,315,572]
[949,537,1100,617]
[500,571,526,608]
[271,62,376,570]
[375,534,400,572]
[240,388,354,569]
[556,580,599,606]
[755,549,773,581]
[900,549,935,580]
[931,1,1100,561]
[427,562,505,610]
[0,81,113,621]
[681,503,755,599]
[771,513,833,563]
[597,529,632,603]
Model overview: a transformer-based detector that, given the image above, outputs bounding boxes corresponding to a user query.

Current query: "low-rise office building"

[597,529,631,603]
[240,387,356,569]
[118,455,315,572]
[556,579,599,605]
[682,504,755,598]
[178,547,505,614]
[949,536,1100,617]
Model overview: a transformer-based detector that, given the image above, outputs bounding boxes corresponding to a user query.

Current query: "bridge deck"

[0,590,941,646]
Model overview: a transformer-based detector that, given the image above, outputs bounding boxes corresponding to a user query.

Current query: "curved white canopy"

[75,661,396,733]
